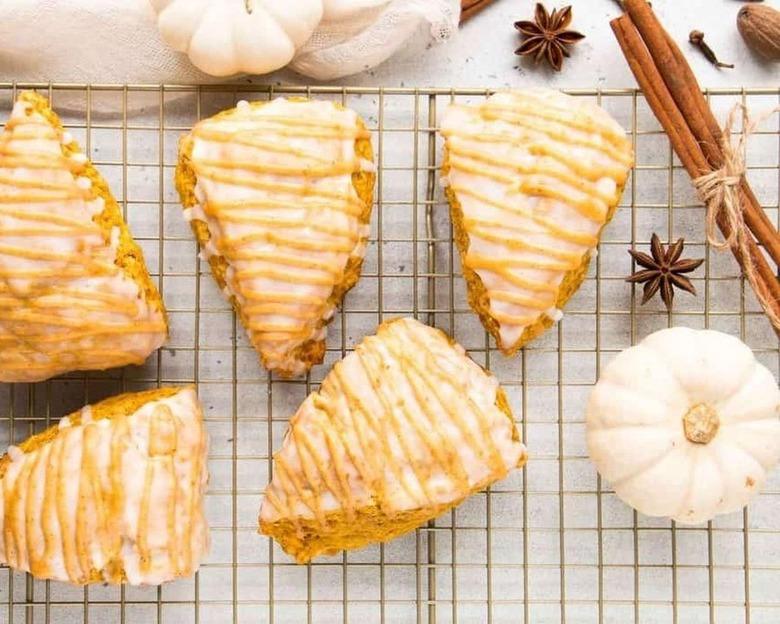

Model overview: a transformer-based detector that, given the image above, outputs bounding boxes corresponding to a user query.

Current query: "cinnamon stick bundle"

[612,0,780,333]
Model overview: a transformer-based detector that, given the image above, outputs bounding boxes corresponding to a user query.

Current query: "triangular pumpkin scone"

[441,89,634,353]
[259,317,527,563]
[0,386,208,585]
[0,92,168,382]
[176,98,375,378]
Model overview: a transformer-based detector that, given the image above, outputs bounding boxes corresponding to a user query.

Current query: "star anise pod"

[626,234,704,311]
[514,3,585,71]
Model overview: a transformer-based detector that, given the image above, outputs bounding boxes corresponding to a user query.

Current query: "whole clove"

[689,30,734,68]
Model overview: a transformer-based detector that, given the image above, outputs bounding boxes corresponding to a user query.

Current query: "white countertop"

[0,0,775,90]
[265,0,779,90]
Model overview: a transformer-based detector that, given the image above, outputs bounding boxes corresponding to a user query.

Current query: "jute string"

[693,104,780,331]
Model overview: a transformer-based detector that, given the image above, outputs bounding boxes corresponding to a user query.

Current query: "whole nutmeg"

[737,4,780,61]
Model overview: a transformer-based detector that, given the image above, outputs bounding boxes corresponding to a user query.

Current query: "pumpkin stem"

[683,403,720,444]
[245,0,253,14]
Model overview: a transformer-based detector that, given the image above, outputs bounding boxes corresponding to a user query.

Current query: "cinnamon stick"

[611,18,706,178]
[461,0,497,23]
[662,27,780,270]
[611,14,780,331]
[623,0,780,268]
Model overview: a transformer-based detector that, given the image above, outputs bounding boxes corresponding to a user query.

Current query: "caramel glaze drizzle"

[0,99,166,377]
[441,92,633,344]
[262,318,525,534]
[0,392,207,585]
[189,102,372,372]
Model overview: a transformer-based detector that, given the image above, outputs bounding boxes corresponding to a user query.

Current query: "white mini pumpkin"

[587,327,780,524]
[149,0,323,77]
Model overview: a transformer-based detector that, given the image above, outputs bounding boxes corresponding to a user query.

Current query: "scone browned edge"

[0,386,187,584]
[442,152,628,356]
[259,319,527,563]
[175,98,375,377]
[18,91,168,332]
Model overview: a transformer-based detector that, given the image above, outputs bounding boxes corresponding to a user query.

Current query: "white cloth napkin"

[0,0,460,84]
[0,0,215,84]
[292,0,460,81]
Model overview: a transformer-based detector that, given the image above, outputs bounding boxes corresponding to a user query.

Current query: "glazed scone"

[441,89,634,354]
[0,386,208,586]
[176,98,375,378]
[0,92,167,382]
[259,317,527,563]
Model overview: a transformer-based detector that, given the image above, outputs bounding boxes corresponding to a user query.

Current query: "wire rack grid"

[0,83,778,624]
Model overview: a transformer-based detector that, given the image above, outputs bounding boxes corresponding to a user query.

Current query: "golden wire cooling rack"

[0,83,778,624]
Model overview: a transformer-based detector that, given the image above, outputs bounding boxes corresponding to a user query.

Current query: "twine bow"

[693,103,780,331]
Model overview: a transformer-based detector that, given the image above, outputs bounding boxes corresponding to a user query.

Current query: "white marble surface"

[265,0,780,89]
[0,0,775,89]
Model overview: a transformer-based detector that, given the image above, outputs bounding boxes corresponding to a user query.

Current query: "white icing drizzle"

[0,93,167,382]
[6,446,23,463]
[544,307,564,322]
[80,405,93,424]
[441,89,633,349]
[359,158,377,173]
[260,317,526,561]
[11,101,31,117]
[0,387,208,586]
[187,97,373,377]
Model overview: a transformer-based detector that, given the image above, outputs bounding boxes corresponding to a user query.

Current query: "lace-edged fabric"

[290,0,461,80]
